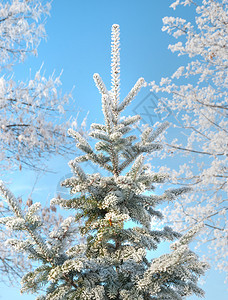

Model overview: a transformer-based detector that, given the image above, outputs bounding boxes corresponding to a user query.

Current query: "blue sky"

[0,0,227,299]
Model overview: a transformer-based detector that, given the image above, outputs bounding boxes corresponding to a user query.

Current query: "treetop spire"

[111,24,120,108]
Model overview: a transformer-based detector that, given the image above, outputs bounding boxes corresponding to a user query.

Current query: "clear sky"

[0,0,227,299]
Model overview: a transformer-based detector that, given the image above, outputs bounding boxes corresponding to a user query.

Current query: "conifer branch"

[93,73,109,95]
[118,77,145,112]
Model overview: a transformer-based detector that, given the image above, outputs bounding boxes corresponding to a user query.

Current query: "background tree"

[0,24,208,300]
[0,0,82,284]
[150,0,227,280]
[0,0,78,172]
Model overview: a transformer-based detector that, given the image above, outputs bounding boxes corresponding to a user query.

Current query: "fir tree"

[0,24,208,299]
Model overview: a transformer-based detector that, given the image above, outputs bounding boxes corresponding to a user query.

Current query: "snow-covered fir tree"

[0,24,208,299]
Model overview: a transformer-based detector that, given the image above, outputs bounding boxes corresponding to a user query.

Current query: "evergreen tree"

[0,24,208,299]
